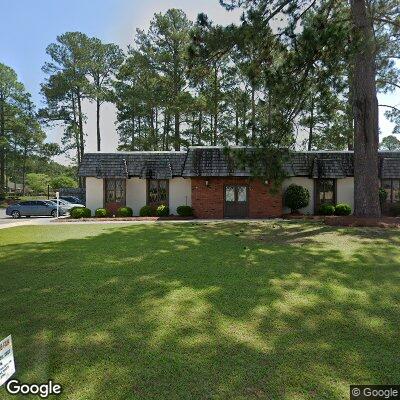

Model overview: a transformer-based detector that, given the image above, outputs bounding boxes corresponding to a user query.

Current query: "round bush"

[140,205,155,217]
[156,204,169,217]
[70,207,91,219]
[176,205,194,217]
[334,203,352,216]
[284,184,310,213]
[95,208,107,218]
[117,207,133,217]
[318,203,335,216]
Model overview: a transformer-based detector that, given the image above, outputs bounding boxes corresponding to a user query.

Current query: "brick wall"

[191,177,282,219]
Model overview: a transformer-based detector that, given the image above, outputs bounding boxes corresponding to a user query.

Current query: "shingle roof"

[181,147,251,177]
[381,156,400,178]
[78,147,400,179]
[79,152,187,179]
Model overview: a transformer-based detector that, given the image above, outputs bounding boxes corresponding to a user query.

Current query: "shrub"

[176,205,194,217]
[117,206,133,217]
[379,188,388,205]
[156,204,169,217]
[334,203,352,216]
[139,205,155,217]
[95,208,107,218]
[284,184,310,213]
[389,202,400,217]
[70,207,91,219]
[317,203,335,216]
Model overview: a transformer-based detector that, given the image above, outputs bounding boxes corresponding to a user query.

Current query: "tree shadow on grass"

[0,222,399,399]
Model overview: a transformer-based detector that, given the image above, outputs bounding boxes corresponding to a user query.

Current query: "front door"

[224,185,249,218]
[105,179,126,214]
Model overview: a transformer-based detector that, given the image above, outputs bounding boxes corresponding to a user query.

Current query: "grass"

[0,221,399,400]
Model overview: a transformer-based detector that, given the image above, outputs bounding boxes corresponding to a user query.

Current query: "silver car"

[49,198,84,211]
[6,200,66,218]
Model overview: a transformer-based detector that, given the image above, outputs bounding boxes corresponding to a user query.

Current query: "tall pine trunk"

[76,89,85,183]
[174,112,180,151]
[0,94,5,195]
[96,99,101,151]
[350,0,380,217]
[308,97,314,151]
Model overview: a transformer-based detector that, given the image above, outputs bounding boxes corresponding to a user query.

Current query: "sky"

[1,0,399,165]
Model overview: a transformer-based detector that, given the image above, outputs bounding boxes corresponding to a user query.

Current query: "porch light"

[264,180,269,185]
[205,180,209,187]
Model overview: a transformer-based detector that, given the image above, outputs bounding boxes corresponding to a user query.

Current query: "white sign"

[0,335,15,386]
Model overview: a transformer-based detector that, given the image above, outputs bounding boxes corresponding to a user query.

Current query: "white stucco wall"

[126,178,147,216]
[282,177,315,215]
[337,177,354,213]
[85,177,103,212]
[169,178,192,215]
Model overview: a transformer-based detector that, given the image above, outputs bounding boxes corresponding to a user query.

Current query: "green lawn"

[0,222,399,399]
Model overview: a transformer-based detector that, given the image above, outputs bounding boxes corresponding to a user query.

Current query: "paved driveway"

[0,207,54,229]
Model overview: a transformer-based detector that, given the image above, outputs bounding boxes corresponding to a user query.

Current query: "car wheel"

[11,211,21,219]
[51,210,57,218]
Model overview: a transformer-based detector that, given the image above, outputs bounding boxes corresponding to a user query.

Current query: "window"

[382,179,400,203]
[105,179,125,204]
[148,180,168,206]
[315,179,336,207]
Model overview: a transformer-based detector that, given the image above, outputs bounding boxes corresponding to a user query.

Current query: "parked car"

[50,198,84,211]
[6,200,66,218]
[60,196,84,205]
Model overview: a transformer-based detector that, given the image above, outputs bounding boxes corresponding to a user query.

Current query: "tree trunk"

[72,93,82,187]
[131,114,135,150]
[251,85,256,143]
[22,148,27,196]
[0,95,5,195]
[308,97,314,151]
[76,89,85,162]
[350,0,380,217]
[174,112,180,151]
[347,68,355,150]
[198,110,203,145]
[96,99,101,152]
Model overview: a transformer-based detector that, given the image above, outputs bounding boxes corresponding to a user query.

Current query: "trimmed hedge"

[70,207,91,219]
[140,205,155,217]
[176,205,194,217]
[95,208,107,218]
[156,204,169,217]
[334,203,352,216]
[284,184,310,213]
[117,207,133,217]
[317,203,335,216]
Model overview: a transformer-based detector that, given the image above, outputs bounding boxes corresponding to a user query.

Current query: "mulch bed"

[324,216,400,228]
[284,213,400,228]
[55,216,196,222]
